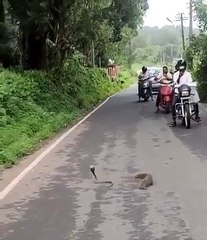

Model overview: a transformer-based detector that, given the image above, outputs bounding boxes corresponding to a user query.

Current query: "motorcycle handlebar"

[159,80,173,85]
[139,75,156,81]
[174,82,197,88]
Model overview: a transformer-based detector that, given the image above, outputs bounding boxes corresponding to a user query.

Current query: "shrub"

[0,56,134,167]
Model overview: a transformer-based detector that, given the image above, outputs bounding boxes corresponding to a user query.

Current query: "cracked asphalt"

[1,85,207,240]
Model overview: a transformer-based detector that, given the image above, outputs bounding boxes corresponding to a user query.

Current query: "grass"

[0,58,134,168]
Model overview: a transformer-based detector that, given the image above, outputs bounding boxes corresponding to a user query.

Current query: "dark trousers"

[156,89,161,107]
[171,94,179,120]
[194,103,199,117]
[148,81,153,98]
[138,84,141,96]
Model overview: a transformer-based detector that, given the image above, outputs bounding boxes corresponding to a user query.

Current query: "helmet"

[142,66,147,73]
[177,59,187,71]
[175,59,182,71]
[163,65,168,70]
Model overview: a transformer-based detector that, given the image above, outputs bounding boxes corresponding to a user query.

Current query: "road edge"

[0,93,117,200]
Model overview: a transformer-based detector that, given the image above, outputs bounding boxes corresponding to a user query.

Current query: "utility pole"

[181,13,185,51]
[189,0,193,39]
[175,13,188,53]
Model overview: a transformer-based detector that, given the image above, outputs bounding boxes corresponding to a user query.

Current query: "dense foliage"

[185,0,207,101]
[0,0,148,69]
[0,56,134,167]
[0,0,146,167]
[131,25,199,66]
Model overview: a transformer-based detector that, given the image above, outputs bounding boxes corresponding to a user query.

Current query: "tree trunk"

[0,0,4,22]
[22,31,47,70]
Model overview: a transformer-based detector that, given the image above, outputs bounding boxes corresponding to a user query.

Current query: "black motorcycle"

[174,84,198,129]
[138,76,153,102]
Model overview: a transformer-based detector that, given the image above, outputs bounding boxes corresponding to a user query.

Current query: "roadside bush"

[0,56,134,167]
[185,34,207,102]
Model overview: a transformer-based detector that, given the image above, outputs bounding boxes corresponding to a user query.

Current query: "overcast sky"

[144,0,193,27]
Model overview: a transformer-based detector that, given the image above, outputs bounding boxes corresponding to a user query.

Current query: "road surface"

[1,85,207,240]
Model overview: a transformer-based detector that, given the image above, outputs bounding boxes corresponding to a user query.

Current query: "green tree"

[185,0,207,101]
[1,0,148,70]
[130,25,191,66]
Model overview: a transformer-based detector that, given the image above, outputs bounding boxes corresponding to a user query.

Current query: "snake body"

[94,180,113,187]
[90,165,113,187]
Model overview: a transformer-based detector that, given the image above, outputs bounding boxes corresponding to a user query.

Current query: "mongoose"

[135,173,153,190]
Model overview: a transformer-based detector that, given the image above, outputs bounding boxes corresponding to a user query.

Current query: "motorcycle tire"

[144,95,149,102]
[184,104,191,129]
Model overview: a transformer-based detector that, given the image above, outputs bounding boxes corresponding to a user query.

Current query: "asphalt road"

[1,85,207,240]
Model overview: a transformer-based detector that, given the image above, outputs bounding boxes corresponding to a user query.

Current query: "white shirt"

[173,71,193,85]
[173,70,200,102]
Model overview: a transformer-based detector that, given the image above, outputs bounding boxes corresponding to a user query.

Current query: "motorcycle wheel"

[144,95,149,102]
[184,104,191,129]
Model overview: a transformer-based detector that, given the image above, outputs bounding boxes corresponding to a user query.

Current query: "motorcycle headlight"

[181,90,190,97]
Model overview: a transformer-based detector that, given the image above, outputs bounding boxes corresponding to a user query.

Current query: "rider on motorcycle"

[169,59,201,127]
[138,66,153,101]
[155,66,172,112]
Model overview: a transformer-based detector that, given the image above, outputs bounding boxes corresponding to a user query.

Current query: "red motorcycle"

[159,80,173,114]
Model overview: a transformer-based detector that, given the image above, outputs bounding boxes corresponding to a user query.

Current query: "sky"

[144,0,194,27]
